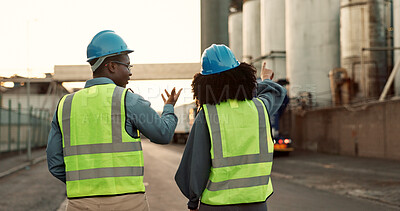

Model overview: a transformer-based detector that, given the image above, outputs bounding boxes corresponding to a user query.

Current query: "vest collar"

[85,77,115,88]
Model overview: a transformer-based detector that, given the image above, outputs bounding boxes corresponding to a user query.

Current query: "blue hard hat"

[201,44,240,75]
[86,30,133,62]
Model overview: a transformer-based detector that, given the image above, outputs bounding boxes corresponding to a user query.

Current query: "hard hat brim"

[200,62,240,75]
[87,49,134,62]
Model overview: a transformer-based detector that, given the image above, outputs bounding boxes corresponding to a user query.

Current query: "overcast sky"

[0,0,201,77]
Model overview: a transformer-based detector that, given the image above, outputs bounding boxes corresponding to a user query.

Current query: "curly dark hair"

[192,62,257,106]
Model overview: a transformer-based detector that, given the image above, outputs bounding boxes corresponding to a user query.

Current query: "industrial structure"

[260,0,286,81]
[395,0,400,95]
[201,0,400,106]
[201,0,400,161]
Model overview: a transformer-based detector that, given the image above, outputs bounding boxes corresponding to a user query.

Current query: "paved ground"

[142,140,187,210]
[55,141,188,211]
[0,148,65,211]
[269,176,395,211]
[0,148,46,177]
[0,140,399,211]
[272,150,400,208]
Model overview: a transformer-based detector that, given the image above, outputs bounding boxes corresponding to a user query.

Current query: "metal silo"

[228,9,243,61]
[260,0,286,80]
[340,0,388,100]
[243,0,261,73]
[201,0,231,53]
[286,0,341,107]
[394,0,400,96]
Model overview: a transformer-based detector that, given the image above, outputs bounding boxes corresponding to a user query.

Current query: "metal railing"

[0,97,51,157]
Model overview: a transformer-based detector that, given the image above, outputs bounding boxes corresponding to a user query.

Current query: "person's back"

[175,44,286,210]
[58,83,145,198]
[47,30,182,211]
[200,98,274,206]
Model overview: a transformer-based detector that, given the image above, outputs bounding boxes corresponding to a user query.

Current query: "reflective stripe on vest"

[66,166,144,181]
[201,98,274,205]
[207,175,270,191]
[62,88,142,157]
[206,99,273,168]
[59,85,145,198]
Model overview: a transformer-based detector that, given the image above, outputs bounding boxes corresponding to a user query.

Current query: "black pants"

[199,201,267,211]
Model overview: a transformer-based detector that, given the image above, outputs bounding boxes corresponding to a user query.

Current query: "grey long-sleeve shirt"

[174,79,287,209]
[46,77,178,183]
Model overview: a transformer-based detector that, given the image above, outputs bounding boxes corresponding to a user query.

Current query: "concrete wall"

[282,99,400,161]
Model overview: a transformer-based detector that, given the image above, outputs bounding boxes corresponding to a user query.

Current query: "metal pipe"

[361,48,366,97]
[361,7,367,98]
[17,103,21,154]
[379,58,400,101]
[252,51,286,63]
[38,110,43,146]
[32,109,36,147]
[41,82,54,110]
[27,106,32,162]
[352,60,379,100]
[362,47,400,51]
[8,100,11,152]
[268,50,286,54]
[26,20,32,162]
[50,82,57,114]
[340,1,367,9]
[360,46,400,100]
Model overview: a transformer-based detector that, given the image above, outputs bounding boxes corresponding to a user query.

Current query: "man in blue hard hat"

[47,30,182,211]
[175,44,286,210]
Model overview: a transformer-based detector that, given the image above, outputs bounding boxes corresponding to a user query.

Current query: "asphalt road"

[269,175,393,211]
[142,140,399,211]
[271,150,400,210]
[142,139,187,210]
[0,159,65,211]
[0,139,398,210]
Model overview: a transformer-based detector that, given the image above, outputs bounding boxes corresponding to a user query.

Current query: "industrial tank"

[201,0,231,53]
[394,0,400,96]
[228,11,243,61]
[340,0,388,100]
[243,0,261,73]
[260,0,286,80]
[286,0,341,107]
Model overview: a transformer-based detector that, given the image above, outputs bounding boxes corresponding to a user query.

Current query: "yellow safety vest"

[201,98,274,205]
[57,84,144,198]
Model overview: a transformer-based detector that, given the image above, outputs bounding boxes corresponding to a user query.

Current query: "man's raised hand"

[161,87,183,106]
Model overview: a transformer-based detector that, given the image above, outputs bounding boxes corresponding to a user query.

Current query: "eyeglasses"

[110,61,133,72]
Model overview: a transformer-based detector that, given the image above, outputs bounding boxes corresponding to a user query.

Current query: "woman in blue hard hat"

[175,44,286,211]
[47,30,182,211]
